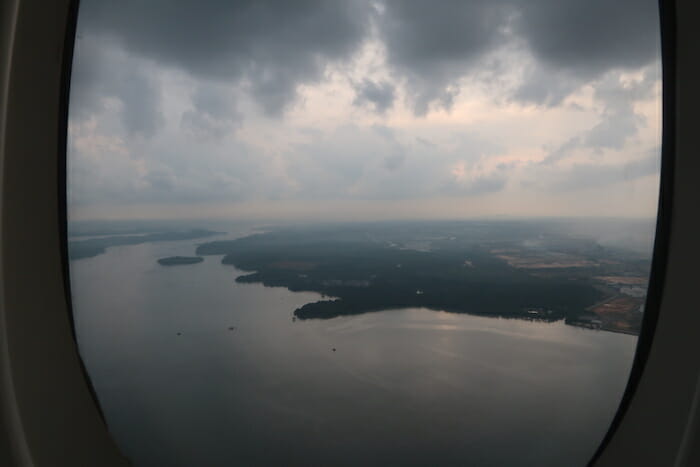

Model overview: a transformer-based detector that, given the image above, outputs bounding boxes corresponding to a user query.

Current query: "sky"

[67,0,662,222]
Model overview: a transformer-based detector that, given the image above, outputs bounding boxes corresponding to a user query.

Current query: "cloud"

[76,0,374,116]
[540,66,659,166]
[512,0,659,106]
[67,0,663,220]
[584,69,658,150]
[549,152,660,192]
[382,153,405,170]
[444,157,513,197]
[70,37,164,137]
[510,65,584,107]
[180,84,242,140]
[446,172,508,196]
[353,79,396,113]
[68,108,268,207]
[513,0,659,76]
[73,0,661,124]
[377,0,512,114]
[540,136,582,166]
[375,0,659,111]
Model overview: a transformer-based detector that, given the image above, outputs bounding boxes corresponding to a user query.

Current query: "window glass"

[67,1,661,465]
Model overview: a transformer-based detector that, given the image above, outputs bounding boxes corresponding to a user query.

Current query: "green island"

[157,256,204,266]
[196,221,650,334]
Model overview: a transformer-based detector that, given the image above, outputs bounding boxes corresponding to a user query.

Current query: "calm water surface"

[70,232,637,466]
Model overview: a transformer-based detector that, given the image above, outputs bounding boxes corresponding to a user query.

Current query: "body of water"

[69,232,636,466]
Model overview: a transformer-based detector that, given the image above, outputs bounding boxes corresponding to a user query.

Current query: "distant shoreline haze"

[68,229,221,260]
[197,219,648,333]
[68,217,656,255]
[67,219,650,334]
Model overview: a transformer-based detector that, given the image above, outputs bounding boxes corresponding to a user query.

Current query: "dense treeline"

[194,222,638,320]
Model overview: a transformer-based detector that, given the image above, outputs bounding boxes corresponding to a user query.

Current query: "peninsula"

[196,221,650,333]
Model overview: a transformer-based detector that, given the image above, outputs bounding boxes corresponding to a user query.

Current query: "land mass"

[196,221,650,334]
[69,229,220,260]
[157,256,204,266]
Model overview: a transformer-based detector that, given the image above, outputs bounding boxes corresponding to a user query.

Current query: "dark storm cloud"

[511,66,583,107]
[513,0,658,77]
[377,0,512,114]
[377,0,659,111]
[74,0,660,123]
[511,0,659,106]
[353,79,396,113]
[77,0,374,116]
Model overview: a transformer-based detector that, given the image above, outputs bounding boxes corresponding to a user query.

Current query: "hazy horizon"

[68,215,658,257]
[68,213,659,224]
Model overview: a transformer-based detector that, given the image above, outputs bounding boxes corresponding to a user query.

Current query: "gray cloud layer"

[377,0,512,114]
[74,0,660,123]
[68,0,662,217]
[70,38,164,137]
[353,79,396,113]
[76,0,373,116]
[378,0,659,110]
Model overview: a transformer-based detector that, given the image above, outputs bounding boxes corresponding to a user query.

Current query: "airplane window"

[66,1,661,465]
